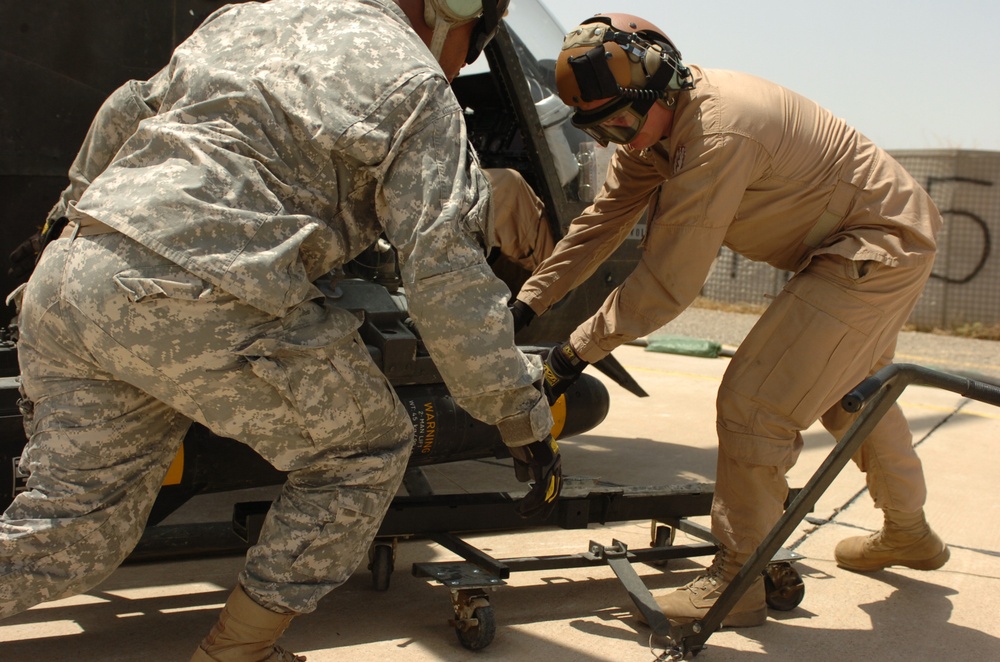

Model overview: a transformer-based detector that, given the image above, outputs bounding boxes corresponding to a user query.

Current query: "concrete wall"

[701,149,1000,329]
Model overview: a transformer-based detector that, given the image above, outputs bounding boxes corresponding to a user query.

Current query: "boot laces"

[686,550,727,590]
[867,524,923,551]
[865,529,888,551]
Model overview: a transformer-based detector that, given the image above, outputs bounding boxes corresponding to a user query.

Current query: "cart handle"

[842,363,1000,413]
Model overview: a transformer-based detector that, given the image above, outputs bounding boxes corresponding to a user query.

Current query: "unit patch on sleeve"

[673,145,686,174]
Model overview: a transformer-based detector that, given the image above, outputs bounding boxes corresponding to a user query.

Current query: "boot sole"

[664,606,767,629]
[836,545,951,573]
[721,606,768,628]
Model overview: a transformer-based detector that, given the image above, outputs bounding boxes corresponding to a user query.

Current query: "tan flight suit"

[488,168,557,272]
[518,65,941,559]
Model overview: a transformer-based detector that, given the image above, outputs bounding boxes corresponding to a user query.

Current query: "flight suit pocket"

[723,266,883,435]
[772,279,879,425]
[803,179,857,248]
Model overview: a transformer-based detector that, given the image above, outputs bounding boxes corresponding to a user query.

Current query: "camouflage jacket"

[57,0,550,444]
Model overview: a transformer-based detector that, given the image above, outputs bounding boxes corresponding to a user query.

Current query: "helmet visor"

[572,98,648,146]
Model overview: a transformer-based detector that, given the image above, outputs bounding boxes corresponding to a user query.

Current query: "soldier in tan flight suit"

[0,2,564,661]
[511,13,949,628]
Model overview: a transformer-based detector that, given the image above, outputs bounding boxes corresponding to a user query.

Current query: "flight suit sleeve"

[376,80,552,447]
[46,67,170,225]
[571,133,769,362]
[516,146,665,314]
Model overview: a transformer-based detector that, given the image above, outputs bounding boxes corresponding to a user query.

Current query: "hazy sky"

[536,0,1000,152]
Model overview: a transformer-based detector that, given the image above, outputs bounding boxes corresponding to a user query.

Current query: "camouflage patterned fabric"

[1,0,551,618]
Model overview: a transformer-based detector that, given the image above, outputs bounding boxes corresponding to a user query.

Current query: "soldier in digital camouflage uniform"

[0,1,562,660]
[512,13,949,629]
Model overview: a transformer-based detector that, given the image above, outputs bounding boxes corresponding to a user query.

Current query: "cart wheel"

[369,543,394,592]
[763,561,804,611]
[454,605,496,651]
[649,523,677,568]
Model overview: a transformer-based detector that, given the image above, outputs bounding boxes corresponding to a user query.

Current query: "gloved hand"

[508,436,562,518]
[8,232,44,279]
[7,217,68,279]
[542,340,587,405]
[508,299,536,334]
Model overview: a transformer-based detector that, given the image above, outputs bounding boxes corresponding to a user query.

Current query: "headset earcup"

[435,0,482,22]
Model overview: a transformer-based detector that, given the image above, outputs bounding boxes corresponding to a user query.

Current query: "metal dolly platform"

[404,516,804,652]
[223,479,806,652]
[357,481,807,652]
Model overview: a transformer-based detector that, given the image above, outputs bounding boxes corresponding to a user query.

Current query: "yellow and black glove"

[542,341,587,405]
[508,435,562,519]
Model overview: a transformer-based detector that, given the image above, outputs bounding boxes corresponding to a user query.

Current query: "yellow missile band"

[162,444,184,486]
[550,394,567,439]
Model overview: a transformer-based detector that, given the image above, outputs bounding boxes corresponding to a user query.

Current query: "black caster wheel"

[454,605,496,651]
[764,561,804,611]
[369,542,394,592]
[650,523,677,568]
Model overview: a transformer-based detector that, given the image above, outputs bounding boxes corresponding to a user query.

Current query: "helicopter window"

[453,3,589,199]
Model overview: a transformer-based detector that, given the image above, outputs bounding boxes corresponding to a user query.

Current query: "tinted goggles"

[572,97,648,146]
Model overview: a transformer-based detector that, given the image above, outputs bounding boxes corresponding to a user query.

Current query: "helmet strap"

[428,20,450,61]
[424,2,459,63]
[568,46,624,102]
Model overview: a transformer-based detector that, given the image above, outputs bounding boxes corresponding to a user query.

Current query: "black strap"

[569,46,623,102]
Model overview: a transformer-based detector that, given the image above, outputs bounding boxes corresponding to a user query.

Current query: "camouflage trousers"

[0,231,412,617]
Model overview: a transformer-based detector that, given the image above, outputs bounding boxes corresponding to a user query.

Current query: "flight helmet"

[555,14,692,145]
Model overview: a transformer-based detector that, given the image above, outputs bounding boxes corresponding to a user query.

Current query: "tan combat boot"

[652,549,767,628]
[191,586,305,662]
[835,508,950,573]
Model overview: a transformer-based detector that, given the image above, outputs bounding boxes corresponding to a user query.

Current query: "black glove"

[8,217,68,279]
[508,436,562,519]
[508,299,536,334]
[542,341,587,405]
[8,232,44,279]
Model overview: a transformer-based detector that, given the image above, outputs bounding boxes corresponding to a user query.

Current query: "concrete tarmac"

[2,312,999,661]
